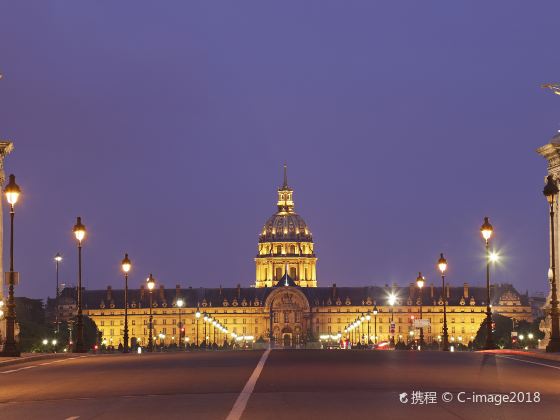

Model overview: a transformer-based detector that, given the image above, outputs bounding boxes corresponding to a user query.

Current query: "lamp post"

[73,216,87,353]
[121,253,131,353]
[438,253,450,351]
[544,175,560,352]
[195,308,200,348]
[480,217,495,349]
[54,253,62,335]
[177,298,184,350]
[203,313,208,348]
[146,274,156,352]
[360,315,365,344]
[416,273,425,348]
[1,174,20,357]
[366,312,371,345]
[373,305,378,345]
[389,294,396,346]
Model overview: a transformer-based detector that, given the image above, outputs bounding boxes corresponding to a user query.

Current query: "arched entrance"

[265,287,311,349]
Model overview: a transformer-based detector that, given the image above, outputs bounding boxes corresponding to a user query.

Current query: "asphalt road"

[0,349,559,420]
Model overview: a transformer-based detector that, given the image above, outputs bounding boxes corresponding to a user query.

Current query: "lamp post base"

[1,344,20,357]
[546,337,560,352]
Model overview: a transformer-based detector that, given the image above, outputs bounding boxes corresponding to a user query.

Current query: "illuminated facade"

[255,165,317,288]
[75,168,532,348]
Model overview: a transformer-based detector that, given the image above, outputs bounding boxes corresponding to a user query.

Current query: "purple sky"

[1,2,559,299]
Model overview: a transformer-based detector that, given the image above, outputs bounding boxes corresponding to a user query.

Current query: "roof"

[61,282,529,310]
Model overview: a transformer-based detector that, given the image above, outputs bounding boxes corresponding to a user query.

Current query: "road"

[0,349,559,420]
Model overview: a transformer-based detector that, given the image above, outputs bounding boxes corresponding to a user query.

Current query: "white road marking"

[226,349,271,420]
[0,356,90,374]
[65,416,80,420]
[496,354,560,370]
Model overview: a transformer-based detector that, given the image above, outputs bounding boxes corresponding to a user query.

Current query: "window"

[284,312,289,323]
[100,321,105,326]
[471,318,475,323]
[110,320,114,326]
[143,319,147,325]
[132,320,136,325]
[273,313,278,323]
[255,327,258,334]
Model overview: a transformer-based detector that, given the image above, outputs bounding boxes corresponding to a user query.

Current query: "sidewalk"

[0,352,76,367]
[479,348,560,363]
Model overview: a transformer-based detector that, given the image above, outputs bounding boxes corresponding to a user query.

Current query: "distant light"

[489,252,500,263]
[42,339,48,345]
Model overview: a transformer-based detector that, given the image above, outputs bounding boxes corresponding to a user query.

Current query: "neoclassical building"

[255,165,317,287]
[71,168,531,348]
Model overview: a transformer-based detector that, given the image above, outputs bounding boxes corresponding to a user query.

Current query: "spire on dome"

[277,164,294,212]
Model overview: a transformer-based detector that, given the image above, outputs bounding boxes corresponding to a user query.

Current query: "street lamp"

[480,216,495,349]
[1,174,20,357]
[544,175,560,352]
[121,253,131,353]
[373,305,378,345]
[416,272,425,348]
[177,298,184,350]
[72,216,87,353]
[360,314,365,344]
[195,308,201,348]
[54,253,63,335]
[146,274,156,352]
[365,312,371,345]
[388,293,396,346]
[203,313,208,347]
[438,253,450,351]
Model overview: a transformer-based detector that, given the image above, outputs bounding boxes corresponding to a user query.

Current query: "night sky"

[1,2,559,299]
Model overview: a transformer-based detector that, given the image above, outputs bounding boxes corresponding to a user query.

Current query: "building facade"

[74,169,531,348]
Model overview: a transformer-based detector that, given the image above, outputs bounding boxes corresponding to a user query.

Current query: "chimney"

[159,285,165,300]
[430,283,434,298]
[409,282,415,297]
[107,286,112,302]
[446,284,450,299]
[237,283,241,298]
[332,283,337,299]
[140,284,145,299]
[176,284,181,295]
[463,282,469,299]
[219,285,223,296]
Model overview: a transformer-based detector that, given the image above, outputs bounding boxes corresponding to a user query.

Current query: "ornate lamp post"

[146,274,156,352]
[1,174,20,357]
[373,304,378,345]
[544,175,560,352]
[438,253,450,351]
[388,294,396,346]
[121,253,131,353]
[195,308,201,348]
[54,253,62,335]
[416,273,425,348]
[177,298,184,350]
[73,217,87,353]
[203,313,208,347]
[360,314,365,344]
[365,312,371,344]
[480,217,495,349]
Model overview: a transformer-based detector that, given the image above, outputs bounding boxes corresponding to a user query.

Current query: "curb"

[0,353,74,367]
[479,349,560,363]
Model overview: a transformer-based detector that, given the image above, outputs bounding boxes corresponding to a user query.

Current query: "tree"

[473,314,543,349]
